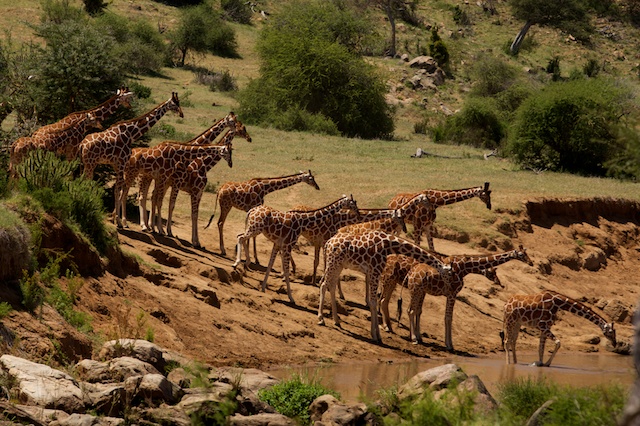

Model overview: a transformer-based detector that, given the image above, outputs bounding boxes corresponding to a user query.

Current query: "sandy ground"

[66,199,638,372]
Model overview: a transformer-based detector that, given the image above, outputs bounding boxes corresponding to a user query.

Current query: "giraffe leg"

[252,237,260,266]
[414,292,427,344]
[217,204,232,256]
[317,276,327,326]
[233,234,248,269]
[368,272,382,343]
[190,191,203,248]
[260,244,279,293]
[380,282,396,333]
[425,224,435,251]
[444,296,456,351]
[166,186,180,239]
[280,247,295,304]
[138,176,152,231]
[537,329,560,367]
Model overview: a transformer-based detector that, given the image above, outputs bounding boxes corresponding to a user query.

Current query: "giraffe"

[291,193,433,291]
[233,195,360,304]
[31,86,133,139]
[151,122,251,247]
[379,246,532,350]
[501,290,617,367]
[79,92,183,227]
[388,182,492,250]
[209,170,321,260]
[317,229,451,343]
[133,113,249,235]
[122,142,232,232]
[9,112,102,175]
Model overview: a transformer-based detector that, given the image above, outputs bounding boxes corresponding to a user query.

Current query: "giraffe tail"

[499,330,505,349]
[204,189,221,229]
[396,276,407,324]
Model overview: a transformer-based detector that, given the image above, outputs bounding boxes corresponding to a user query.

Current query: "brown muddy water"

[268,352,635,403]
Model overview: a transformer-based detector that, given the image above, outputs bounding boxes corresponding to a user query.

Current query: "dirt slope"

[2,197,638,370]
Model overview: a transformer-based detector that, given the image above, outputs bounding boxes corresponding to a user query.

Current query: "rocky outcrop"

[0,341,497,425]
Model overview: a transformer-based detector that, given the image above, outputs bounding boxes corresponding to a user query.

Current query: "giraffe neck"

[120,100,173,140]
[333,209,395,228]
[425,187,483,206]
[89,92,126,121]
[293,198,348,226]
[550,291,609,331]
[255,173,309,195]
[189,117,234,145]
[385,235,445,269]
[449,250,521,276]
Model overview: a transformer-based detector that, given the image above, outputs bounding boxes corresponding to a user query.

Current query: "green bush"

[271,107,340,136]
[469,55,519,97]
[605,123,640,181]
[221,0,253,24]
[437,97,505,148]
[238,0,393,139]
[507,78,630,175]
[428,27,449,68]
[258,374,340,425]
[498,378,554,421]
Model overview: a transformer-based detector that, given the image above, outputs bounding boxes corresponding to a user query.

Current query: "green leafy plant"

[258,373,340,425]
[0,302,13,319]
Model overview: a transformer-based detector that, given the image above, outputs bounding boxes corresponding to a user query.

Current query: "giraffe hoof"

[318,318,325,326]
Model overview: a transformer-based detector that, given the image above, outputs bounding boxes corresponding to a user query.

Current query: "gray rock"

[309,394,368,426]
[215,367,279,395]
[408,55,438,73]
[229,413,296,426]
[398,364,468,401]
[81,381,126,417]
[49,413,124,426]
[125,373,184,406]
[0,355,87,413]
[178,384,235,415]
[98,339,167,372]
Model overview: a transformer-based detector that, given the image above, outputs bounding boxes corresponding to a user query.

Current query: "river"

[268,352,635,403]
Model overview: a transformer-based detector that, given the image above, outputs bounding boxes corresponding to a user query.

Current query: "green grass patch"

[259,373,340,425]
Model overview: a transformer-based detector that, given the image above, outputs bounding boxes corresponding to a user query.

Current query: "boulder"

[178,384,235,415]
[49,413,124,426]
[309,394,368,426]
[215,367,280,395]
[0,355,87,413]
[124,373,184,406]
[581,246,607,271]
[229,413,296,426]
[81,382,126,417]
[408,56,438,73]
[398,364,468,401]
[98,339,167,372]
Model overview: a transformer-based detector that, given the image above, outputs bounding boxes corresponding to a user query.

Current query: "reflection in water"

[268,353,635,403]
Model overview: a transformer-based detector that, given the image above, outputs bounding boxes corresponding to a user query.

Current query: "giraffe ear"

[484,182,490,191]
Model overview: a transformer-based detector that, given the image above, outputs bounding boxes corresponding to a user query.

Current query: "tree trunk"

[510,20,532,55]
[384,4,396,57]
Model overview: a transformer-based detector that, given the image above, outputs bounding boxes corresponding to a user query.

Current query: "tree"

[169,4,238,66]
[82,0,109,15]
[238,0,394,139]
[358,0,419,57]
[508,0,590,54]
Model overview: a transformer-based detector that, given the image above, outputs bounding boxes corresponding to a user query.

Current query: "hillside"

[0,0,639,393]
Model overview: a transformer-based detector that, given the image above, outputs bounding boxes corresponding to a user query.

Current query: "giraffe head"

[116,87,134,109]
[302,170,320,190]
[603,322,617,347]
[234,119,252,143]
[168,92,184,118]
[515,245,534,266]
[85,112,103,131]
[221,144,233,168]
[483,267,503,288]
[338,194,360,219]
[391,208,408,234]
[480,182,492,209]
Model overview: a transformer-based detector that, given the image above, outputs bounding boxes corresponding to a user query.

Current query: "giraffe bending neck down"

[379,246,532,351]
[501,290,617,367]
[80,92,183,227]
[210,170,321,259]
[317,229,451,343]
[388,182,491,250]
[233,195,359,304]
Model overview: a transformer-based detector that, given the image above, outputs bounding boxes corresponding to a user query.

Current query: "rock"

[124,373,184,406]
[601,299,631,324]
[75,359,111,383]
[309,394,368,425]
[98,339,167,373]
[0,355,87,413]
[229,413,296,426]
[408,56,438,73]
[398,364,468,401]
[583,334,601,345]
[81,382,126,417]
[108,356,162,381]
[454,375,497,414]
[581,246,607,271]
[215,367,280,395]
[49,413,125,426]
[178,384,235,415]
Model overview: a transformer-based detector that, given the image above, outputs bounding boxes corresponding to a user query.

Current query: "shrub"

[546,56,562,81]
[469,55,519,97]
[438,97,505,148]
[271,107,340,136]
[428,27,449,68]
[498,378,554,421]
[507,78,630,175]
[0,302,12,319]
[221,0,253,24]
[238,0,393,139]
[258,373,340,425]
